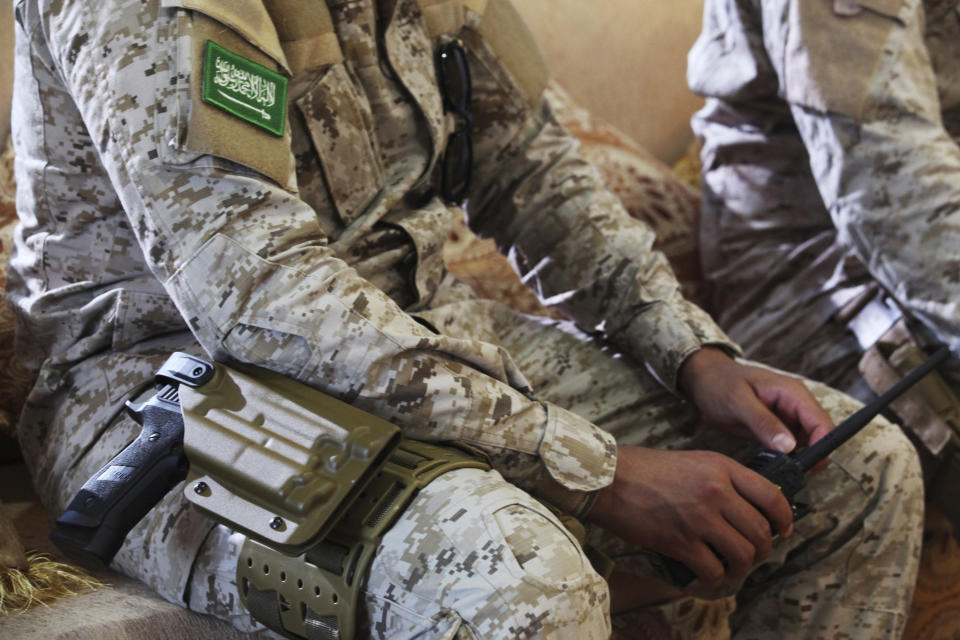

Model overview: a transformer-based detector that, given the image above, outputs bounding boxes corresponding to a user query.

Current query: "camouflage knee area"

[733,381,924,636]
[186,526,278,635]
[360,468,611,639]
[814,385,924,616]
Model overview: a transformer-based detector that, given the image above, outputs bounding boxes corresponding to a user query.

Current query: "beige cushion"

[516,0,705,164]
[0,0,12,146]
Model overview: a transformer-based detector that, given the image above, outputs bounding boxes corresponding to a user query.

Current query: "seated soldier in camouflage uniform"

[9,0,923,636]
[689,0,960,533]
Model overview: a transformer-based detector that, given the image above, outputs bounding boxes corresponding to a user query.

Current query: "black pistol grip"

[50,400,187,568]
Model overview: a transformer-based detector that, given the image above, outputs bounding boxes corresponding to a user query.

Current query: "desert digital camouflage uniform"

[689,0,960,534]
[8,0,922,637]
[689,0,960,425]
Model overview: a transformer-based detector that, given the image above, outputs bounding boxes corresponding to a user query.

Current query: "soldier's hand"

[678,347,834,457]
[586,445,794,587]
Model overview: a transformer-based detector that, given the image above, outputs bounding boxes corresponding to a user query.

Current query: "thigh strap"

[238,439,488,640]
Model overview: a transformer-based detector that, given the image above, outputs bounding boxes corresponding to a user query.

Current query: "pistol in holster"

[51,353,489,640]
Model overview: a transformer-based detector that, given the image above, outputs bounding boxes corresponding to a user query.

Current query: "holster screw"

[194,482,209,495]
[270,517,284,530]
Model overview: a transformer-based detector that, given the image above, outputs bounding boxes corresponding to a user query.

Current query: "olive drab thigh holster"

[177,359,490,640]
[237,441,489,640]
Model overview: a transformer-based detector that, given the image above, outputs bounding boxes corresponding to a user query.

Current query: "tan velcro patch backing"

[162,0,291,74]
[785,0,906,119]
[181,11,296,189]
[471,0,548,108]
[415,0,466,38]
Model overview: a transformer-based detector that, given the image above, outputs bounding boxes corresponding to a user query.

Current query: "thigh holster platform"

[167,357,488,638]
[237,439,489,640]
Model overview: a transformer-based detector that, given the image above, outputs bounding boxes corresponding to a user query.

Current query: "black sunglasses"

[436,40,472,205]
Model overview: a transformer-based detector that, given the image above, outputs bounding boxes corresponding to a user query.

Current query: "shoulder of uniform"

[464,0,548,107]
[412,0,547,106]
[785,0,908,119]
[162,0,290,72]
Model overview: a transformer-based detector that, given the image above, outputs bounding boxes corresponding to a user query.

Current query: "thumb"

[735,391,796,453]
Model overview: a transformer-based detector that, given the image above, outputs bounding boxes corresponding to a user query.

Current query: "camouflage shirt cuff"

[530,474,599,519]
[619,300,742,394]
[535,403,617,516]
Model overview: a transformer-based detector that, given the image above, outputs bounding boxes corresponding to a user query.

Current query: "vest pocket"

[296,64,384,226]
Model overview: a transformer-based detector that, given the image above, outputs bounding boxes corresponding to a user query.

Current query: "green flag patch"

[202,40,288,137]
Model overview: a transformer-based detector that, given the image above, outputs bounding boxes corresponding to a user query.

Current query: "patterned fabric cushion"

[0,136,30,448]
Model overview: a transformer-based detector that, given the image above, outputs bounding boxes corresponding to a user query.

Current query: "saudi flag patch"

[202,40,288,137]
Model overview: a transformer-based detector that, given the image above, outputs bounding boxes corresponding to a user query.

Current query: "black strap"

[244,582,286,635]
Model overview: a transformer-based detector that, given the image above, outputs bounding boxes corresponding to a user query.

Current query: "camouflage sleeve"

[772,0,960,356]
[461,30,741,393]
[686,0,861,362]
[31,0,613,516]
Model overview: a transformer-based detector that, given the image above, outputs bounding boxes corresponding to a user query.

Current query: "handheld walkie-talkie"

[661,345,950,587]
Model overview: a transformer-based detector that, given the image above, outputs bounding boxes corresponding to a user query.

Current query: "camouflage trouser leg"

[186,527,282,638]
[359,467,611,637]
[188,467,612,639]
[475,301,924,639]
